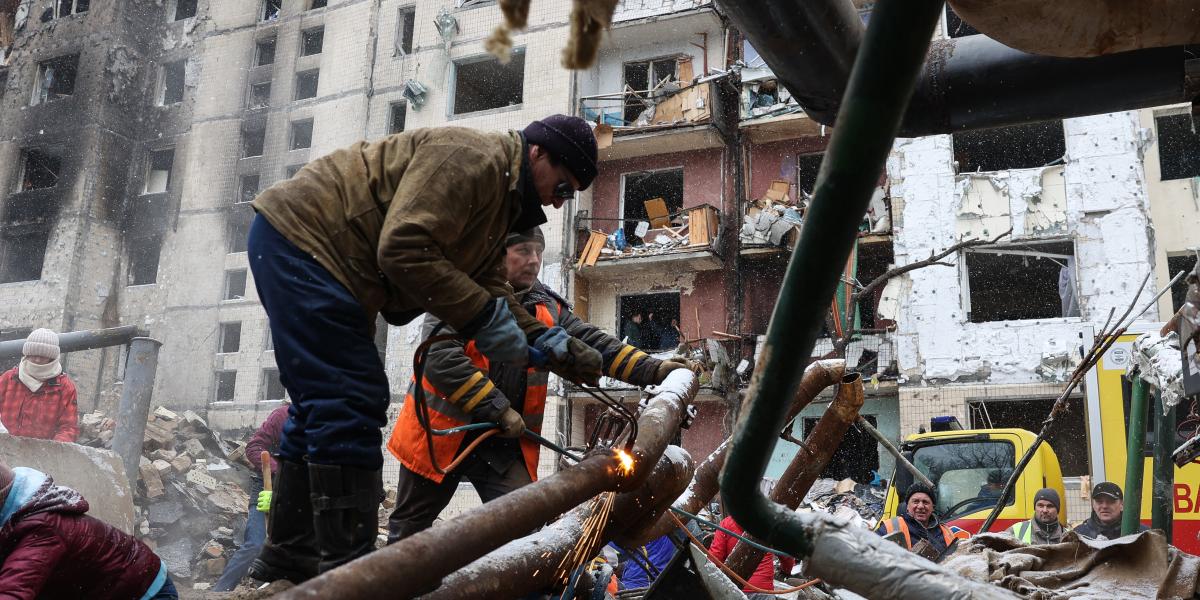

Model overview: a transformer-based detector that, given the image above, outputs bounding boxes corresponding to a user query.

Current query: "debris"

[154,406,179,421]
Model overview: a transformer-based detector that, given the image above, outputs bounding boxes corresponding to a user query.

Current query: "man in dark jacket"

[1072,481,1148,540]
[876,483,967,561]
[1005,487,1067,545]
[248,116,606,582]
[0,461,177,599]
[385,227,688,543]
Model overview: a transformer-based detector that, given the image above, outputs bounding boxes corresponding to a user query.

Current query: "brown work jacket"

[253,127,545,337]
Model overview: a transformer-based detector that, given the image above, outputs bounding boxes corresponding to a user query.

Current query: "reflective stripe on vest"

[1016,521,1033,544]
[387,302,558,484]
[883,517,955,550]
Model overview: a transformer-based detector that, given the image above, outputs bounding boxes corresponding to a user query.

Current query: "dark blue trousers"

[212,477,266,591]
[247,215,391,469]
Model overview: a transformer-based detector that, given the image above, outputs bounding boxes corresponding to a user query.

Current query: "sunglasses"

[549,158,577,199]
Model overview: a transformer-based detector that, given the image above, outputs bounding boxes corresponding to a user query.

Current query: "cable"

[669,508,793,558]
[668,511,822,596]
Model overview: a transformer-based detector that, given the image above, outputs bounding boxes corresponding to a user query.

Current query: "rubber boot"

[309,463,383,573]
[248,459,320,584]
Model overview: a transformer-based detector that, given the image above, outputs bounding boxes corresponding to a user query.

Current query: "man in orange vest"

[876,483,967,561]
[386,227,689,543]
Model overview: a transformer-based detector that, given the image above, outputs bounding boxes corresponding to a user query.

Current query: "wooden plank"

[576,230,607,269]
[688,206,711,246]
[645,198,670,228]
[594,123,614,149]
[677,57,694,82]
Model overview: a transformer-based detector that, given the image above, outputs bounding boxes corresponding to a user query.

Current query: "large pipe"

[1153,401,1176,541]
[111,337,162,486]
[0,325,141,361]
[422,446,695,600]
[279,369,697,600]
[718,0,1197,135]
[719,0,946,585]
[1123,377,1150,536]
[726,374,864,581]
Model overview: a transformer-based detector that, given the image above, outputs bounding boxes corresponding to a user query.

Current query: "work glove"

[497,407,525,439]
[465,298,529,366]
[654,357,693,384]
[257,490,272,513]
[533,326,603,386]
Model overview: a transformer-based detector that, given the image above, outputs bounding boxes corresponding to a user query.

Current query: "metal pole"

[112,337,162,486]
[1122,377,1149,536]
[719,0,945,563]
[0,325,140,361]
[1152,397,1176,541]
[858,415,933,488]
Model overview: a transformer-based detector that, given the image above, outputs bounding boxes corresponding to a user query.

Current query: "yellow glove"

[257,490,272,513]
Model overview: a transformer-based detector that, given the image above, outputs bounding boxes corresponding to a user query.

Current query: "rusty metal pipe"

[279,369,697,600]
[422,446,695,600]
[727,374,864,581]
[628,360,845,544]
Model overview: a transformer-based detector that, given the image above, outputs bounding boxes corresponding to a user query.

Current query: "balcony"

[575,204,721,279]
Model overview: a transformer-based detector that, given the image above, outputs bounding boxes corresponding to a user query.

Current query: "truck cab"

[882,427,1067,534]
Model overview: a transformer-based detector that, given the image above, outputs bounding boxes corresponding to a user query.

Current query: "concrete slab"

[0,433,135,533]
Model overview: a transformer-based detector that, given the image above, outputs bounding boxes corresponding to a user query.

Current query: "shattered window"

[255,38,277,66]
[622,57,679,125]
[301,27,324,56]
[218,322,242,354]
[15,149,62,191]
[31,54,79,105]
[159,60,185,105]
[0,227,50,283]
[223,269,248,301]
[143,149,174,194]
[621,168,683,241]
[289,119,313,150]
[953,120,1065,173]
[242,127,265,157]
[237,174,260,204]
[965,240,1077,323]
[1170,254,1199,312]
[213,371,237,402]
[54,0,87,18]
[127,234,163,286]
[262,368,286,400]
[1155,113,1200,181]
[944,4,980,38]
[174,0,197,21]
[389,101,407,134]
[395,7,415,56]
[295,69,319,100]
[452,49,524,115]
[248,81,271,109]
[262,0,281,22]
[618,293,682,353]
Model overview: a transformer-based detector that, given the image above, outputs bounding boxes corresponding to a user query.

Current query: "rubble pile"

[741,179,804,248]
[79,407,254,590]
[798,478,886,531]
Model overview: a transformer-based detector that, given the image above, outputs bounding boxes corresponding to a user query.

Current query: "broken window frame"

[394,6,416,56]
[1154,110,1200,181]
[300,26,324,56]
[967,394,1089,476]
[261,0,281,22]
[54,0,88,19]
[952,119,1066,174]
[255,38,277,66]
[14,149,62,192]
[223,269,248,301]
[213,370,238,403]
[289,119,314,151]
[961,239,1078,323]
[450,48,525,116]
[126,233,164,286]
[237,174,260,204]
[389,101,407,134]
[261,368,286,401]
[241,126,266,158]
[619,166,685,241]
[173,0,197,21]
[1169,253,1199,312]
[620,55,682,125]
[308,0,327,10]
[218,321,242,354]
[294,69,319,101]
[158,60,186,106]
[248,81,271,109]
[0,226,50,284]
[31,54,79,106]
[142,148,175,195]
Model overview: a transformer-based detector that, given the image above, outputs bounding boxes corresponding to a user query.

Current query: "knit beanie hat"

[1034,487,1061,511]
[523,115,598,191]
[905,482,937,505]
[22,328,60,361]
[0,461,14,509]
[506,226,545,248]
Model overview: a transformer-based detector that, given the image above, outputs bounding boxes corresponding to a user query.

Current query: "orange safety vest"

[387,303,557,484]
[881,516,965,550]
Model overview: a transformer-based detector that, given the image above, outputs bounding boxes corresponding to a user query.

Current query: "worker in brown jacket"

[246,115,604,583]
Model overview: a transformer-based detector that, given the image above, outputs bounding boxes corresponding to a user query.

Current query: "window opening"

[238,174,260,204]
[255,38,277,66]
[159,60,185,105]
[290,120,313,150]
[219,322,242,353]
[968,397,1088,476]
[617,292,682,353]
[621,168,683,242]
[295,69,319,100]
[248,81,271,109]
[801,414,880,483]
[224,269,248,300]
[227,207,252,253]
[395,7,415,55]
[143,149,174,194]
[1170,254,1199,312]
[953,120,1065,173]
[309,0,327,9]
[16,150,62,191]
[1156,113,1200,181]
[389,102,407,134]
[965,240,1076,322]
[127,234,163,286]
[242,126,265,157]
[621,57,679,124]
[214,371,237,402]
[301,27,324,56]
[174,0,197,20]
[0,228,50,283]
[32,55,79,105]
[262,369,286,400]
[452,49,524,115]
[262,0,281,21]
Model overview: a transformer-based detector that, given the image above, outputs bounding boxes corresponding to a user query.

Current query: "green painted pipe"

[718,0,946,560]
[1123,377,1148,536]
[1152,397,1175,541]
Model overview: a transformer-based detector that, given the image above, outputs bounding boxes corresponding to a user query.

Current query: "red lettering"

[1175,483,1193,513]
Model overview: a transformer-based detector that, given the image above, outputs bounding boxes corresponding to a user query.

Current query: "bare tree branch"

[851,228,1012,305]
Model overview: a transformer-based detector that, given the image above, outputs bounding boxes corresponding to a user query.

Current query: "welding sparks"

[616,449,635,475]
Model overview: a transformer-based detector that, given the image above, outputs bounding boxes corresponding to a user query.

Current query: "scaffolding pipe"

[1123,377,1150,536]
[1153,401,1176,541]
[718,0,948,587]
[279,369,697,600]
[0,325,140,361]
[727,374,864,581]
[109,337,164,486]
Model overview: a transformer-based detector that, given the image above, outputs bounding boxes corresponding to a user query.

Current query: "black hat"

[506,226,545,248]
[1034,487,1061,510]
[523,115,598,191]
[905,482,937,505]
[1091,481,1123,501]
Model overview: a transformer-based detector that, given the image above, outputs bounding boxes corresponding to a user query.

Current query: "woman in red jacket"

[0,461,177,599]
[708,515,796,594]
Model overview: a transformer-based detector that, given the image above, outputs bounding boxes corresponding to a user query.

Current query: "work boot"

[309,463,383,573]
[249,459,320,584]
